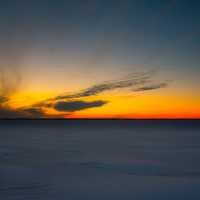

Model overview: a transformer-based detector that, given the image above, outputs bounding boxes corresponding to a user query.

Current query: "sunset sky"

[0,0,200,118]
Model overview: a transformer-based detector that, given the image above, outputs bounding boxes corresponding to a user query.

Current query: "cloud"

[0,107,25,118]
[30,70,168,116]
[0,107,45,119]
[21,108,45,118]
[54,100,107,112]
[0,70,169,118]
[0,96,8,104]
[53,71,156,100]
[133,83,168,92]
[0,98,45,118]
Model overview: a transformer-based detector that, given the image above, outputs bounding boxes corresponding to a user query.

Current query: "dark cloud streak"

[54,100,107,112]
[0,106,45,119]
[53,71,157,101]
[0,107,25,118]
[133,83,168,92]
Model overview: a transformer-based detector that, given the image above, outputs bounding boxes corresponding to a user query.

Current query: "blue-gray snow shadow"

[60,160,200,178]
[0,166,52,199]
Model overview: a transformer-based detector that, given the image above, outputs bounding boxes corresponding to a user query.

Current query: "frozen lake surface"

[0,119,200,200]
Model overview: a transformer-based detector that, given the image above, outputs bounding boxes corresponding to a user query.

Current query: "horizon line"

[0,118,200,120]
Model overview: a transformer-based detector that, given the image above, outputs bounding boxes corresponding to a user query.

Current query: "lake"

[0,119,200,200]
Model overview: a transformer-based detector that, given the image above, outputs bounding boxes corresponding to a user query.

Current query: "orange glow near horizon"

[65,113,200,119]
[2,81,200,119]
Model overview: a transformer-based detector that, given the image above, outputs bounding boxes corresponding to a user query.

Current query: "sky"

[0,0,200,118]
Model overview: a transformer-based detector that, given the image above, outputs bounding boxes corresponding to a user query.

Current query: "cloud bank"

[0,70,169,118]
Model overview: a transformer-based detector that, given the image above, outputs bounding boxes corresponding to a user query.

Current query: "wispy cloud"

[52,70,165,101]
[133,83,168,92]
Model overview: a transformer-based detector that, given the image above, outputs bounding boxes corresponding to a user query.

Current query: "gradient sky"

[0,0,200,118]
